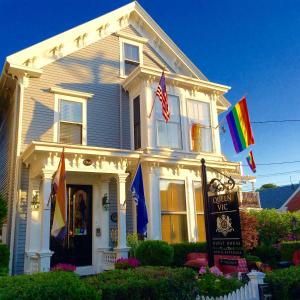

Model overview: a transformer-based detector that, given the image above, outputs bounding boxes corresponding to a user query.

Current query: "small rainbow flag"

[246,150,256,173]
[226,97,255,153]
[51,149,67,240]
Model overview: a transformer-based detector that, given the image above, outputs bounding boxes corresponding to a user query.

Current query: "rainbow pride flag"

[246,150,256,173]
[226,97,254,153]
[51,149,67,240]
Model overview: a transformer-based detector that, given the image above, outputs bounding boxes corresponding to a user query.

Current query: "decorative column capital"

[41,169,54,180]
[116,173,129,184]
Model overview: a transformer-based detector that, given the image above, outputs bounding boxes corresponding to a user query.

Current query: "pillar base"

[114,247,130,259]
[38,250,53,272]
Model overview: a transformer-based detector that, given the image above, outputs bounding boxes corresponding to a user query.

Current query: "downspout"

[8,75,25,274]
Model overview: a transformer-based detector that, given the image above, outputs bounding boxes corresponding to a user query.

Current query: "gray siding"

[12,164,29,275]
[21,25,171,151]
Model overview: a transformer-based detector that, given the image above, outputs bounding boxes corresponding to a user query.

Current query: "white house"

[0,2,249,275]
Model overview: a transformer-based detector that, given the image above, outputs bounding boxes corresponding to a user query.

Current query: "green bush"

[197,272,243,297]
[0,243,9,276]
[170,242,207,266]
[0,271,101,300]
[251,244,279,267]
[85,266,197,300]
[0,193,7,227]
[280,241,300,261]
[135,240,174,266]
[244,254,261,262]
[265,266,300,300]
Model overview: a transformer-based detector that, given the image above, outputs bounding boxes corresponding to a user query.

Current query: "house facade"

[0,2,246,275]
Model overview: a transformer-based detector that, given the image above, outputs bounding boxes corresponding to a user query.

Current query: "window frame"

[193,181,206,242]
[155,94,183,150]
[119,37,143,77]
[53,94,87,145]
[160,179,188,244]
[186,98,214,153]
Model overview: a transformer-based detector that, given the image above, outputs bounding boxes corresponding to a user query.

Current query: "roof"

[0,1,231,108]
[259,184,300,209]
[280,185,300,212]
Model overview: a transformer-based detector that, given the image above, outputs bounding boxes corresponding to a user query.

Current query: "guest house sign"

[208,192,243,256]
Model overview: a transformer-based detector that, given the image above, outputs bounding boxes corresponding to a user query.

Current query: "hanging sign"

[208,192,243,256]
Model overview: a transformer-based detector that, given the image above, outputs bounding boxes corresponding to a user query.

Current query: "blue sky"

[1,0,299,189]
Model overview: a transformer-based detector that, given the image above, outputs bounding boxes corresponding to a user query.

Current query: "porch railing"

[102,251,117,270]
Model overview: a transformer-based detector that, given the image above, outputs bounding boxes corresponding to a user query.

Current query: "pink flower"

[115,257,140,269]
[51,263,76,272]
[199,266,207,275]
[209,266,223,276]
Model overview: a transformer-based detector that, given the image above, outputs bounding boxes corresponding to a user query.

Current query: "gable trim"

[279,185,300,211]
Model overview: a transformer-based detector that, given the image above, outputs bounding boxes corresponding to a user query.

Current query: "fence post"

[247,270,266,300]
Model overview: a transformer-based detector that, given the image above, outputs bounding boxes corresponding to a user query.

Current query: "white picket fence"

[197,271,266,300]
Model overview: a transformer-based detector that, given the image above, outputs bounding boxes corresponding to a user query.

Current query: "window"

[156,95,182,149]
[133,96,141,149]
[160,180,188,244]
[124,43,140,75]
[59,99,83,144]
[187,100,213,152]
[194,182,206,242]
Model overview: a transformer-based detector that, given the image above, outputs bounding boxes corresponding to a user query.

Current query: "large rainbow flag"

[51,149,67,240]
[226,97,255,153]
[246,150,256,173]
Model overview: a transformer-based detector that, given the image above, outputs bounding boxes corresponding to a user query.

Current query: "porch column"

[148,165,161,240]
[39,170,54,272]
[115,173,129,258]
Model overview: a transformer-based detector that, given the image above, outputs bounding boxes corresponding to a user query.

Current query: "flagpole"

[148,66,166,119]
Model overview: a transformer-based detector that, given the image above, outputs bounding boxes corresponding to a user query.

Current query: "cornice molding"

[114,31,148,44]
[49,87,94,99]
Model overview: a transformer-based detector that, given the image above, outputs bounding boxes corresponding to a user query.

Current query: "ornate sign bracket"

[207,166,235,193]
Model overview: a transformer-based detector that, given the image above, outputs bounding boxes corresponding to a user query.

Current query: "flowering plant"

[114,257,140,270]
[199,266,223,277]
[51,263,76,272]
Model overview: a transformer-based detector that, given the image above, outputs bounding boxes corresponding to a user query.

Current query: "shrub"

[51,263,76,272]
[135,240,174,266]
[240,211,259,250]
[0,243,9,276]
[280,241,300,261]
[0,193,7,227]
[0,271,101,300]
[265,266,300,300]
[251,244,279,268]
[127,233,141,257]
[170,242,207,267]
[85,266,197,300]
[115,257,140,269]
[244,254,261,262]
[197,270,243,297]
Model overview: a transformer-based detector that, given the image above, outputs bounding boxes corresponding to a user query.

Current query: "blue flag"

[130,163,148,235]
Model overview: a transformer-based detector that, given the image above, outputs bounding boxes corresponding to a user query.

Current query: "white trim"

[50,87,94,99]
[119,37,144,78]
[115,32,148,44]
[53,93,88,145]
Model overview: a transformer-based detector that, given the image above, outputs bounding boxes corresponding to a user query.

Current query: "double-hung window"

[194,182,206,242]
[123,43,140,76]
[156,95,182,149]
[160,180,188,244]
[59,99,83,144]
[187,100,213,152]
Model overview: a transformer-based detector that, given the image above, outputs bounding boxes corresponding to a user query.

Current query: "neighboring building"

[259,184,300,210]
[279,185,300,212]
[0,2,248,275]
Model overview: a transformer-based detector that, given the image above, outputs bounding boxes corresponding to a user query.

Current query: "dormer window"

[124,43,140,75]
[119,36,144,77]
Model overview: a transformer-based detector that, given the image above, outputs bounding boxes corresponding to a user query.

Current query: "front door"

[50,185,93,267]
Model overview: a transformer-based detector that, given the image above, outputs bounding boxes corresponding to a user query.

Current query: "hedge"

[251,244,279,267]
[0,271,101,300]
[280,241,300,261]
[170,242,207,266]
[85,266,197,300]
[265,266,300,300]
[135,240,174,266]
[0,243,9,276]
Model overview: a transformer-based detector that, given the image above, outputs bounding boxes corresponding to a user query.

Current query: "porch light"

[31,191,40,210]
[102,193,110,210]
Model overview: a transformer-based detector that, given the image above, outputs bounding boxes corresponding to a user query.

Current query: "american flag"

[156,71,170,122]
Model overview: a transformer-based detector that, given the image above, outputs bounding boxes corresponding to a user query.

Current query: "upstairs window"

[187,100,213,152]
[155,95,182,149]
[194,182,206,242]
[59,99,83,144]
[124,43,140,75]
[133,96,141,149]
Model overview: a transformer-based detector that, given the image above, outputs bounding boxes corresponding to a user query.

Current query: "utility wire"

[256,169,300,178]
[251,119,300,124]
[241,160,300,166]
